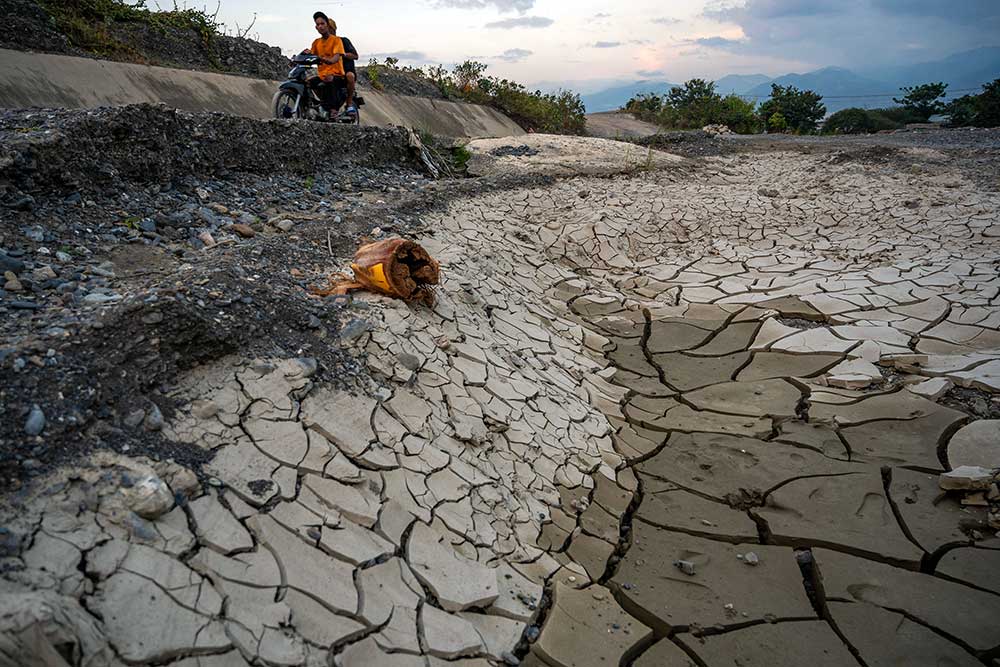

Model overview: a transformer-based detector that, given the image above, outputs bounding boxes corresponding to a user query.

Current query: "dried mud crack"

[2,115,1000,667]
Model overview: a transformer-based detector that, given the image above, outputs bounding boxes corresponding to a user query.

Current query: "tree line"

[624,79,1000,135]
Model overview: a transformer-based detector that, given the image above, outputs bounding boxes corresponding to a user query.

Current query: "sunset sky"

[203,0,1000,89]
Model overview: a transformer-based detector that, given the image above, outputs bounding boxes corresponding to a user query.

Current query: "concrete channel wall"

[0,48,525,138]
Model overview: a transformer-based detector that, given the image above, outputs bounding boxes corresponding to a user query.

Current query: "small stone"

[3,271,23,292]
[24,226,44,242]
[90,262,116,278]
[961,492,989,507]
[501,651,520,666]
[143,403,164,431]
[83,292,121,305]
[229,223,255,238]
[138,219,157,233]
[0,252,24,274]
[673,560,696,576]
[32,265,57,281]
[743,552,760,566]
[195,187,210,200]
[197,231,216,247]
[398,352,421,370]
[24,405,46,436]
[276,220,294,232]
[940,466,995,491]
[124,474,174,519]
[124,409,146,428]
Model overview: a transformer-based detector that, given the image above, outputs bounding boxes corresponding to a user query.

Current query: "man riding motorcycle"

[303,12,356,116]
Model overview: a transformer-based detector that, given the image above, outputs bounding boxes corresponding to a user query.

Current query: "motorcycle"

[273,53,364,124]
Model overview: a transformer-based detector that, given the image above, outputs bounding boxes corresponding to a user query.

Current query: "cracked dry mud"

[3,132,1000,667]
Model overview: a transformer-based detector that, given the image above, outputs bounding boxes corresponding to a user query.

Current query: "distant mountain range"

[580,46,1000,114]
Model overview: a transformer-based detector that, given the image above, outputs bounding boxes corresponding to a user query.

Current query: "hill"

[581,80,679,113]
[577,47,1000,114]
[715,74,772,95]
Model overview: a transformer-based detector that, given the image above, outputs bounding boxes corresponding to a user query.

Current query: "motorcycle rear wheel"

[273,90,301,120]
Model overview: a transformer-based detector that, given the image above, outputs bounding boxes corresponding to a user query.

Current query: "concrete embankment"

[0,48,524,138]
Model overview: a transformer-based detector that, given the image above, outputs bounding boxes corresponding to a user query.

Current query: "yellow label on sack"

[368,263,392,291]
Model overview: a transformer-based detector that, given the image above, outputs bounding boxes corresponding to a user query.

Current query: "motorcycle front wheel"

[273,90,301,120]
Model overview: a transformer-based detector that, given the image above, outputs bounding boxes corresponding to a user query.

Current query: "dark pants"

[310,77,344,111]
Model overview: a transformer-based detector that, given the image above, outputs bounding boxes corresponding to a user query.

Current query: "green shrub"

[719,95,761,134]
[871,106,923,126]
[767,112,788,133]
[974,79,1000,127]
[624,80,760,134]
[823,108,902,134]
[39,0,223,62]
[429,61,585,134]
[759,84,825,133]
[948,79,1000,128]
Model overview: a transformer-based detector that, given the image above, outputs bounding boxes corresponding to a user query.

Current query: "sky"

[194,0,1000,89]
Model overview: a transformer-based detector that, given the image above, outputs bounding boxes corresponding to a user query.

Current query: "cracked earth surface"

[3,133,1000,667]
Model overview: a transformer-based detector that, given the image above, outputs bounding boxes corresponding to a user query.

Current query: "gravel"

[0,104,446,489]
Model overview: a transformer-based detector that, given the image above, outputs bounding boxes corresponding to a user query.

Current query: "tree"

[666,79,718,109]
[893,82,947,121]
[973,78,1000,128]
[452,60,488,93]
[758,84,825,133]
[719,95,760,134]
[624,93,664,118]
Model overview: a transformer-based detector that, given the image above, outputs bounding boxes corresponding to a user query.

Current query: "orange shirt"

[311,35,346,80]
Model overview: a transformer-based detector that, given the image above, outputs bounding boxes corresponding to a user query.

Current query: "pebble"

[83,292,121,305]
[501,651,520,666]
[0,252,24,274]
[33,265,57,281]
[24,226,45,241]
[276,219,294,232]
[673,559,697,576]
[743,552,760,566]
[24,405,46,436]
[124,409,146,428]
[143,403,164,431]
[229,223,255,238]
[90,262,116,278]
[123,474,174,519]
[4,271,23,292]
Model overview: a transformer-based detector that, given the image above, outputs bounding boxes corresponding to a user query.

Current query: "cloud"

[484,16,554,28]
[594,41,622,48]
[651,17,682,25]
[436,0,534,13]
[369,51,433,64]
[703,0,1000,68]
[695,36,744,49]
[496,48,533,62]
[870,0,999,23]
[637,69,667,77]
